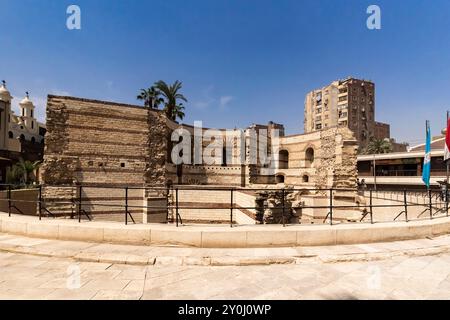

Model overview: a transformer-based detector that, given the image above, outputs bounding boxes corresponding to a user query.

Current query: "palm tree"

[137,86,163,109]
[154,80,188,121]
[16,159,41,185]
[365,138,393,154]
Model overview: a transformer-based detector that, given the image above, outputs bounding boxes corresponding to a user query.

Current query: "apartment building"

[304,77,390,149]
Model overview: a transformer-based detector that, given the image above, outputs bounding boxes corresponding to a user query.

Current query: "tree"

[154,80,187,121]
[6,159,41,185]
[137,86,163,109]
[364,137,393,154]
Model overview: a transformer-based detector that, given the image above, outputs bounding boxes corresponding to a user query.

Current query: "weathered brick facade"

[41,96,168,216]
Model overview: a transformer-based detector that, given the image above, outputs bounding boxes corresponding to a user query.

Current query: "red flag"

[445,115,450,161]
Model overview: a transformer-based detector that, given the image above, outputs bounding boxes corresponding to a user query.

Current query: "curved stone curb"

[1,239,450,267]
[3,213,450,248]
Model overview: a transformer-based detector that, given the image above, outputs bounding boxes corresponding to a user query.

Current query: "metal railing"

[0,184,448,227]
[359,169,448,177]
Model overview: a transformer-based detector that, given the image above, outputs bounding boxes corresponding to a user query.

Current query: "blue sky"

[1,0,450,145]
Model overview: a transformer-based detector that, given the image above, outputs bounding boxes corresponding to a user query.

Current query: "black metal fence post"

[38,185,42,221]
[369,189,373,224]
[282,189,286,227]
[70,187,74,219]
[429,189,433,219]
[78,185,82,223]
[329,188,333,225]
[166,185,170,222]
[8,185,11,217]
[404,189,408,222]
[230,188,234,228]
[446,187,449,217]
[125,186,129,225]
[175,187,179,227]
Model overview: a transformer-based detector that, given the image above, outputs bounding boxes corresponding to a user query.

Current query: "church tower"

[19,92,38,135]
[0,81,12,150]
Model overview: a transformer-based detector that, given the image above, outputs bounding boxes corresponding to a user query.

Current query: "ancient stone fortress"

[41,95,361,224]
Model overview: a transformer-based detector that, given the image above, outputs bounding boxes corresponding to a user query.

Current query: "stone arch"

[279,150,289,169]
[305,147,315,168]
[276,174,285,184]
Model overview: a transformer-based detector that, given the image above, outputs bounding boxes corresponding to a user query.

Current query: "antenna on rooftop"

[25,91,29,98]
[1,80,5,87]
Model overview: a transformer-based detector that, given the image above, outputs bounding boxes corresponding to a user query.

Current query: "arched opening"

[31,137,36,144]
[276,174,285,184]
[8,131,13,139]
[222,147,227,167]
[305,147,315,168]
[278,150,289,169]
[302,175,309,183]
[19,134,25,141]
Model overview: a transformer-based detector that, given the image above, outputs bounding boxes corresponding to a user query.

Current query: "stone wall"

[315,127,358,190]
[41,96,168,216]
[40,95,359,222]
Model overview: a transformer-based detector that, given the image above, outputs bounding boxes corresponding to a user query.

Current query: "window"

[8,131,13,139]
[19,134,25,141]
[222,147,227,167]
[31,110,34,118]
[120,163,125,168]
[315,124,322,130]
[339,111,348,119]
[31,137,35,144]
[278,150,289,169]
[31,121,34,129]
[302,175,309,183]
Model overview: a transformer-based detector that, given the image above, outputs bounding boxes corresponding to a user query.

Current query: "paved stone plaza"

[1,233,450,299]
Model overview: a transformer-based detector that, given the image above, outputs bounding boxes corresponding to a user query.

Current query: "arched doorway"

[305,148,314,168]
[279,150,289,169]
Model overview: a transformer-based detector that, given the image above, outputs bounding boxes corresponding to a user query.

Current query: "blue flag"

[422,120,431,188]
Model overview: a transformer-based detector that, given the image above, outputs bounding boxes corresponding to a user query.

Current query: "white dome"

[0,83,12,102]
[20,94,34,108]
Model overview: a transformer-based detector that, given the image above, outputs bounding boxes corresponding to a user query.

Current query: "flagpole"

[427,120,430,194]
[446,111,449,202]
